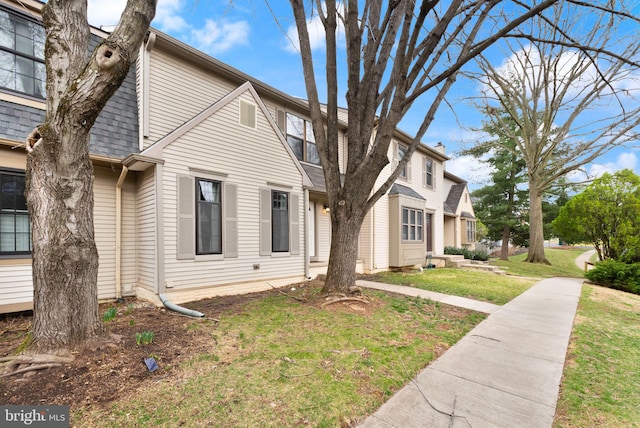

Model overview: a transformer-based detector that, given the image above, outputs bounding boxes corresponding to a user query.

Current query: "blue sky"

[87,0,640,189]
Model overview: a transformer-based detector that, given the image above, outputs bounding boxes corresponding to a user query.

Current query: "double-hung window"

[0,8,46,98]
[466,220,476,243]
[401,207,423,242]
[0,169,31,255]
[398,144,408,179]
[271,190,289,252]
[196,178,222,255]
[424,158,434,188]
[285,113,319,165]
[177,174,237,260]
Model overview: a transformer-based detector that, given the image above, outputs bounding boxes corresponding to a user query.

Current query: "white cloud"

[87,0,248,55]
[284,14,327,53]
[283,3,345,54]
[88,0,186,30]
[190,19,249,54]
[87,0,127,27]
[154,0,188,33]
[576,151,639,180]
[446,154,495,187]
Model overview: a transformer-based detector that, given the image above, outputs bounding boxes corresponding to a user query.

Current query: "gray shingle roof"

[0,35,138,159]
[389,183,426,200]
[301,163,327,191]
[444,183,466,214]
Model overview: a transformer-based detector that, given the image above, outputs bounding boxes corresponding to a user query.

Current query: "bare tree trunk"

[500,225,510,261]
[24,0,156,353]
[27,129,102,352]
[525,186,550,264]
[322,213,363,294]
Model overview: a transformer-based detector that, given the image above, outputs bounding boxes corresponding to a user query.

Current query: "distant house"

[0,0,476,313]
[443,170,477,250]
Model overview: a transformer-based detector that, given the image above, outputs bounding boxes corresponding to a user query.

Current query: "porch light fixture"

[323,203,330,213]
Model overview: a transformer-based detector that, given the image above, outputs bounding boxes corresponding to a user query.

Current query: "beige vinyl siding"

[0,149,32,312]
[146,49,237,145]
[93,167,139,300]
[444,217,457,248]
[121,175,137,294]
[136,168,157,292]
[457,188,475,217]
[338,131,348,173]
[160,90,305,290]
[0,262,32,312]
[315,203,331,262]
[93,167,117,299]
[372,195,391,269]
[360,209,374,272]
[0,158,139,311]
[337,108,349,124]
[0,147,27,169]
[359,142,448,271]
[419,161,445,254]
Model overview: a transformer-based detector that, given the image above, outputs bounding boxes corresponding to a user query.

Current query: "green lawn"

[555,284,640,427]
[370,269,534,304]
[371,248,586,305]
[493,247,586,278]
[74,247,636,427]
[75,290,484,427]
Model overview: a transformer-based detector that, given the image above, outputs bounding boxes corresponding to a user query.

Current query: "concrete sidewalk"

[574,248,596,271]
[356,280,500,314]
[358,277,583,428]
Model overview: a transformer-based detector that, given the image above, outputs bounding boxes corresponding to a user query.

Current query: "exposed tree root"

[320,296,370,308]
[0,363,63,378]
[327,348,367,354]
[0,354,74,378]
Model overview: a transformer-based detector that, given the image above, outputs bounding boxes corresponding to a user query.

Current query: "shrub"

[444,246,473,259]
[471,250,489,261]
[444,246,489,261]
[585,260,640,295]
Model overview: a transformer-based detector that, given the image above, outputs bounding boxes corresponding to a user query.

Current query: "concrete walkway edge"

[358,277,583,428]
[356,280,500,314]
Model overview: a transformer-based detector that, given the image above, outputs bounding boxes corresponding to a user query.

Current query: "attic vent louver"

[239,100,257,129]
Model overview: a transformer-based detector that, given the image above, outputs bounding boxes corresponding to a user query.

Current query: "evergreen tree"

[462,110,527,260]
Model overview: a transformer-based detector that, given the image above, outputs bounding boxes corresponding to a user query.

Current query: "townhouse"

[0,0,476,313]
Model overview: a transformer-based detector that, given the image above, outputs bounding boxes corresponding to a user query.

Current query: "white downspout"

[304,188,310,279]
[115,165,129,300]
[139,32,156,151]
[372,205,376,271]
